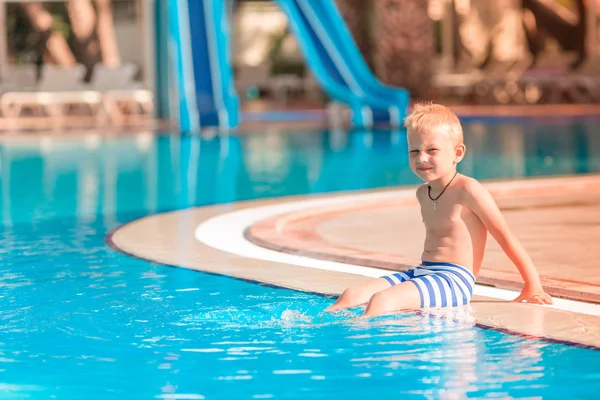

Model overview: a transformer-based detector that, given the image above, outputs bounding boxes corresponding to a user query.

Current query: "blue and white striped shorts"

[381,261,475,308]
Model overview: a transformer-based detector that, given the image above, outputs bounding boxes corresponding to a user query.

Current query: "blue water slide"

[308,0,410,114]
[158,0,239,133]
[274,0,409,128]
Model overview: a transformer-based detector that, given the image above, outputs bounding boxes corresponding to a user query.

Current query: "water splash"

[279,309,312,325]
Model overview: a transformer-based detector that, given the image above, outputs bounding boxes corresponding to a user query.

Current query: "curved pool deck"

[109,174,600,349]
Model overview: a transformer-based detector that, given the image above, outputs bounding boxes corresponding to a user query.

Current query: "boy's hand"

[514,283,553,305]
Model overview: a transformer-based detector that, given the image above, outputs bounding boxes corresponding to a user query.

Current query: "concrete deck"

[109,175,600,348]
[246,174,600,304]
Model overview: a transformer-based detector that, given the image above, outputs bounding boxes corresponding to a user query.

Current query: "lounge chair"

[235,62,272,98]
[0,64,38,117]
[91,63,153,121]
[303,70,324,102]
[0,64,102,118]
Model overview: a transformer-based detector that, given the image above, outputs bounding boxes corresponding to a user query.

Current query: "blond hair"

[404,102,463,145]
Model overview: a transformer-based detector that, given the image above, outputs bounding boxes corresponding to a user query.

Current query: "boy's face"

[407,127,464,182]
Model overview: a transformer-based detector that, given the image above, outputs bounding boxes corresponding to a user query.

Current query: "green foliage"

[50,13,71,40]
[6,2,71,64]
[267,27,305,76]
[7,4,36,64]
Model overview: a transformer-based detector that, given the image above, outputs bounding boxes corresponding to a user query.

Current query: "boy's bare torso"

[416,176,487,277]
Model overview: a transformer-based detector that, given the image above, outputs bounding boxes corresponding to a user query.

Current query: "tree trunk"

[95,0,121,66]
[373,0,434,98]
[67,0,100,77]
[20,3,76,65]
[335,0,372,66]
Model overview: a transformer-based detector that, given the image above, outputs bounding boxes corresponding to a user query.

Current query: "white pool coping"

[195,190,600,317]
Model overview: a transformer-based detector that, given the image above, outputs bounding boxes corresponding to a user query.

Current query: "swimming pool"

[1,120,600,398]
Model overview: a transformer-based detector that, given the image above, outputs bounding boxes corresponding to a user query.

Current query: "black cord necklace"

[428,171,458,210]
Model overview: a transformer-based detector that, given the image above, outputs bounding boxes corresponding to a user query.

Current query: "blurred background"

[1,0,600,132]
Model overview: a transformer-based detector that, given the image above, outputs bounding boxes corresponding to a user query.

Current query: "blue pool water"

[1,121,600,399]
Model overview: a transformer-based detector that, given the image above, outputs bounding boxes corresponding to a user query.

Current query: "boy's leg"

[362,281,421,318]
[323,278,392,312]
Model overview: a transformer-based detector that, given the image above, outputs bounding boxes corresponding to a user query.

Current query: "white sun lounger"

[0,64,102,118]
[91,63,154,120]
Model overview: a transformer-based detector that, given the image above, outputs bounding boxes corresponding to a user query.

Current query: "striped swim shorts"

[381,261,475,308]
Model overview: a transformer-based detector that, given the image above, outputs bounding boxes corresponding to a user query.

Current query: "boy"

[324,103,552,318]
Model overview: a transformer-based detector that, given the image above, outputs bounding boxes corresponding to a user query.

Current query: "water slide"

[275,0,410,128]
[155,0,407,132]
[156,0,239,133]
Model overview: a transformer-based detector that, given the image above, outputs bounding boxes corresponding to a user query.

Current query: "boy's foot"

[322,304,341,313]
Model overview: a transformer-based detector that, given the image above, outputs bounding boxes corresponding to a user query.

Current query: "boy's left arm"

[463,181,553,305]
